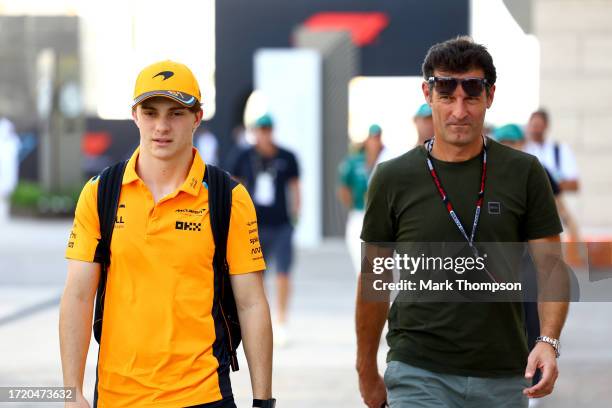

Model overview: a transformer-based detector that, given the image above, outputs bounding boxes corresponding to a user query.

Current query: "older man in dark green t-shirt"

[355,37,568,408]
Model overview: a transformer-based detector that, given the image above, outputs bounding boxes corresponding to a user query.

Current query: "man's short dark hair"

[188,103,203,114]
[422,36,497,86]
[529,109,549,124]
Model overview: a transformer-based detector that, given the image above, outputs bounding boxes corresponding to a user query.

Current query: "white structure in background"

[470,0,540,125]
[348,76,425,155]
[253,49,322,247]
[79,0,216,120]
[0,0,217,120]
[0,0,535,127]
[243,90,271,145]
[347,0,540,156]
[0,118,20,222]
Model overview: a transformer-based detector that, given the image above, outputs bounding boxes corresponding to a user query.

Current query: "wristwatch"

[253,398,276,408]
[535,335,561,358]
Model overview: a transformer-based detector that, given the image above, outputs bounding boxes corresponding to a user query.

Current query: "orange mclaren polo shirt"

[66,147,266,407]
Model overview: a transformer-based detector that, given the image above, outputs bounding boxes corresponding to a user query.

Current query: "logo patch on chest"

[487,201,501,215]
[175,208,206,217]
[175,221,202,231]
[115,215,126,228]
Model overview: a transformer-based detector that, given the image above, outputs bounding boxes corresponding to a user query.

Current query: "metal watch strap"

[535,335,560,357]
[253,398,276,408]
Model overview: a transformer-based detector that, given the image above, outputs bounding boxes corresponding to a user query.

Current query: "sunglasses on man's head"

[427,76,489,97]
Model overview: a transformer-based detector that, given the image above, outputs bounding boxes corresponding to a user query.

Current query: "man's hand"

[523,342,559,398]
[358,371,387,408]
[66,392,90,407]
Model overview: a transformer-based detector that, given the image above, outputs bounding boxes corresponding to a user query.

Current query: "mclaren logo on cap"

[153,71,174,81]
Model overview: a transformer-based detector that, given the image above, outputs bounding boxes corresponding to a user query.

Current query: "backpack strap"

[204,164,242,372]
[553,142,561,173]
[205,164,232,270]
[92,160,128,343]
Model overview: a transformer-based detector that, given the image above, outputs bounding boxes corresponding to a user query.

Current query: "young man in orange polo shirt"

[60,61,275,408]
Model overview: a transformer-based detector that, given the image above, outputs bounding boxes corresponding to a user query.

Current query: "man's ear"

[193,109,204,132]
[422,81,432,103]
[131,107,138,122]
[486,84,496,109]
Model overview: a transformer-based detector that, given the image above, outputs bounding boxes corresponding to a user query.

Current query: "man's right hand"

[358,371,387,408]
[66,392,90,408]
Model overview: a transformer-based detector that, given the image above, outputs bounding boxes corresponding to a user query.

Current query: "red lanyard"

[425,136,487,245]
[425,136,500,284]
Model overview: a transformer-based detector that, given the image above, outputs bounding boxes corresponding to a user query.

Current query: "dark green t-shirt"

[361,138,562,377]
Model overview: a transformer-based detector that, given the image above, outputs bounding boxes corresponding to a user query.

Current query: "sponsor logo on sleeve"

[67,230,77,248]
[246,220,263,261]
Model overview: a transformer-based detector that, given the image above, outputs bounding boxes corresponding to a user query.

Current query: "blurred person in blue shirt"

[494,123,579,241]
[525,109,580,192]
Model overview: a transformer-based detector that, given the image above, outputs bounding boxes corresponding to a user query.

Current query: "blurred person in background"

[525,109,580,192]
[494,123,559,372]
[194,126,219,165]
[413,103,434,145]
[494,123,580,408]
[230,113,300,346]
[508,113,582,242]
[494,123,560,193]
[60,60,274,408]
[337,124,385,276]
[0,116,20,222]
[483,123,496,139]
[222,124,250,171]
[356,37,567,408]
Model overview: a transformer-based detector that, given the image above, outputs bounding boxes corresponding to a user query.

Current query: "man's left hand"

[523,342,559,398]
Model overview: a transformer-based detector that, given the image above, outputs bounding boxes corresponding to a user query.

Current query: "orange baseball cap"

[132,60,201,108]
